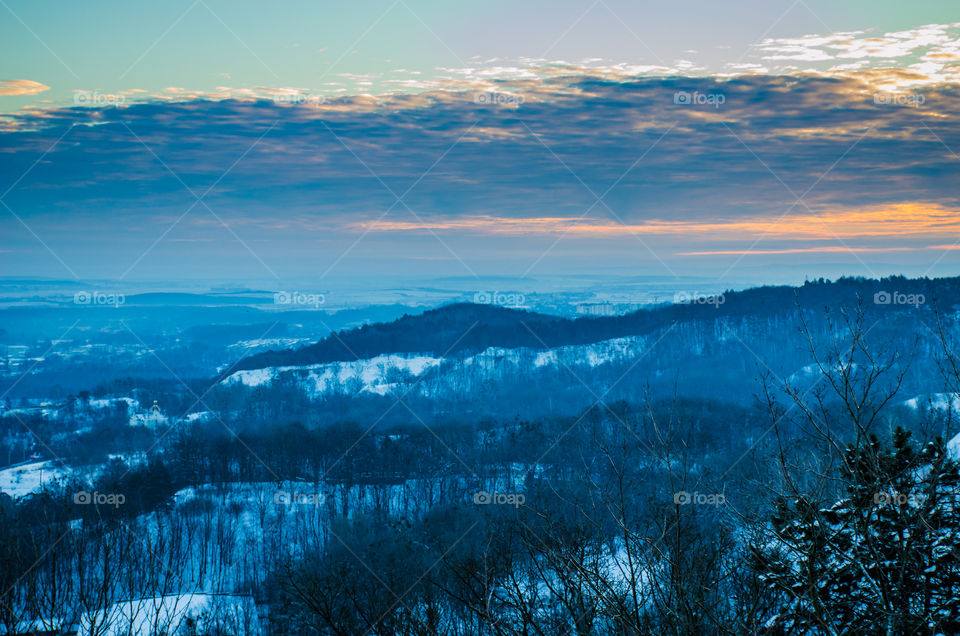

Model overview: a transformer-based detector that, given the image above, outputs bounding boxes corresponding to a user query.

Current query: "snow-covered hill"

[222,353,442,396]
[0,460,71,498]
[219,335,650,398]
[903,392,960,413]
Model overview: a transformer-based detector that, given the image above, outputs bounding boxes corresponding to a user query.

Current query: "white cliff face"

[219,336,649,398]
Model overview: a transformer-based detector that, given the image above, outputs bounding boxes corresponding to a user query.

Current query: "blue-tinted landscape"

[2,2,960,634]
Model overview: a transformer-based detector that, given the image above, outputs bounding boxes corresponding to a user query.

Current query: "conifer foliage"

[752,428,960,634]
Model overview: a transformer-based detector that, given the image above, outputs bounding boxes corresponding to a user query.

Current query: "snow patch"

[902,392,960,413]
[222,354,442,396]
[219,336,648,399]
[0,461,71,498]
[78,593,260,636]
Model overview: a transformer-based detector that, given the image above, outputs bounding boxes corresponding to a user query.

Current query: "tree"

[751,428,960,634]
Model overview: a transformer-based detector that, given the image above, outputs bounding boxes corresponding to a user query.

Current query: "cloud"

[1,72,958,214]
[1,66,959,277]
[677,246,917,256]
[348,202,960,263]
[753,23,960,89]
[353,202,960,238]
[0,79,50,96]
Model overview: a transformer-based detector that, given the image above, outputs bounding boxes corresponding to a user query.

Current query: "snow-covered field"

[0,460,71,498]
[78,593,260,636]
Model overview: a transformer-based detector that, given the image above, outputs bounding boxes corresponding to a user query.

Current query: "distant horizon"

[2,270,958,317]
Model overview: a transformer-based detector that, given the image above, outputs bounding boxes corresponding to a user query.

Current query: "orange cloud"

[353,202,960,241]
[0,79,50,96]
[676,246,916,256]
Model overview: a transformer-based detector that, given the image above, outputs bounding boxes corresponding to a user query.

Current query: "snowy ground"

[902,392,960,413]
[0,460,71,498]
[220,335,650,398]
[901,393,960,459]
[223,353,442,395]
[78,593,260,636]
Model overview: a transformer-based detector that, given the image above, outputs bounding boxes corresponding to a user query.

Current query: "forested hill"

[226,276,960,375]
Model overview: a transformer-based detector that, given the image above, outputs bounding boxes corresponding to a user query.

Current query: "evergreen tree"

[751,428,960,634]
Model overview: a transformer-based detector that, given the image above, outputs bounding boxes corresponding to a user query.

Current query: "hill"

[225,275,959,376]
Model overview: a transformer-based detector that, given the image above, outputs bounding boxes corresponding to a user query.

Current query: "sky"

[1,0,959,288]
